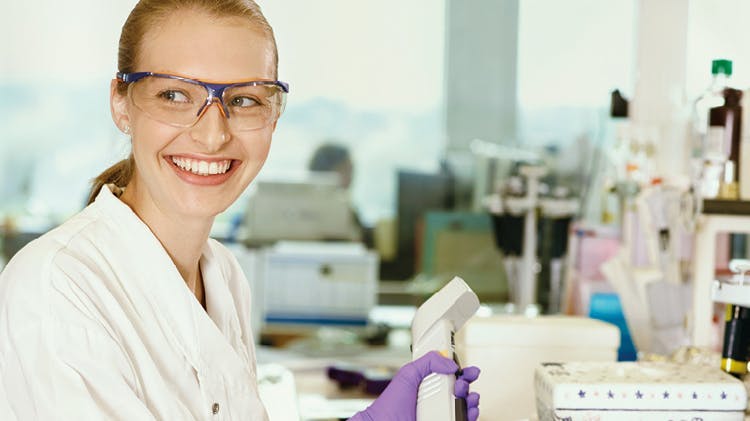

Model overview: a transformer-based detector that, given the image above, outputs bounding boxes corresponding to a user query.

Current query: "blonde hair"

[88,0,278,205]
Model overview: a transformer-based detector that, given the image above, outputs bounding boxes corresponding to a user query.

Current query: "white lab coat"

[0,185,269,420]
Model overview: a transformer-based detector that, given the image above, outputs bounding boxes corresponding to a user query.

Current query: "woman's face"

[111,10,278,220]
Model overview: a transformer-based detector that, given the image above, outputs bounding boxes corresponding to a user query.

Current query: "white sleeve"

[1,319,156,421]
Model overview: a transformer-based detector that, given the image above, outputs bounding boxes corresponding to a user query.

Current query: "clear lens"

[223,84,286,129]
[129,76,287,131]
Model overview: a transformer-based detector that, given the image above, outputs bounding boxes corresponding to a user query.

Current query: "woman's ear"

[110,79,131,134]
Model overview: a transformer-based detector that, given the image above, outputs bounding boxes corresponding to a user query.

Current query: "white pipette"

[411,277,480,421]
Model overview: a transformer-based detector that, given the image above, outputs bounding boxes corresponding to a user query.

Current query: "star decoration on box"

[635,391,643,399]
[578,390,586,398]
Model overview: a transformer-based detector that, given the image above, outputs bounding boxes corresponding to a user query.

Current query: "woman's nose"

[189,102,231,151]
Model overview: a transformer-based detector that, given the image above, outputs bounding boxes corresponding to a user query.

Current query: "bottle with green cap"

[692,58,734,199]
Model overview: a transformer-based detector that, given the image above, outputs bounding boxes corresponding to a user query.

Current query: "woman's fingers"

[458,366,480,383]
[466,392,480,408]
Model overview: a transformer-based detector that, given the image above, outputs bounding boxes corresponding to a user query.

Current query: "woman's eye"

[158,90,190,103]
[229,96,260,107]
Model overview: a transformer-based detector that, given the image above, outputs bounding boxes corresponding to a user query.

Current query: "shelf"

[702,199,750,215]
[711,280,750,307]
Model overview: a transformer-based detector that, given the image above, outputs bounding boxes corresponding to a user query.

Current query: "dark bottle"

[721,303,750,377]
[709,87,743,199]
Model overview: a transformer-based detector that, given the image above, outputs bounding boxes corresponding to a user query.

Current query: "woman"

[0,0,480,420]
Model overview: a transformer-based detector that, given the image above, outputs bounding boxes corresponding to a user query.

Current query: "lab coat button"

[212,403,220,414]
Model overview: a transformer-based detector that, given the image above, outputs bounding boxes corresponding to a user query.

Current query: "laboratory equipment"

[456,315,619,421]
[411,276,480,421]
[490,165,547,312]
[489,176,525,305]
[537,190,578,313]
[600,179,693,356]
[710,88,743,199]
[260,241,378,326]
[579,88,629,227]
[242,176,360,245]
[535,361,746,420]
[693,59,734,199]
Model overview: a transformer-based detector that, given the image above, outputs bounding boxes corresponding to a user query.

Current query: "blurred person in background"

[309,141,375,246]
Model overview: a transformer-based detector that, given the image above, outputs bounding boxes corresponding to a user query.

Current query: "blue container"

[588,292,637,361]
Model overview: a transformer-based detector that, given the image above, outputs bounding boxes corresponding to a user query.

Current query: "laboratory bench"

[256,340,411,421]
[256,309,750,421]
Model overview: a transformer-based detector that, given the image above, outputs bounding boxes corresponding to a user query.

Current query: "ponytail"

[87,155,135,205]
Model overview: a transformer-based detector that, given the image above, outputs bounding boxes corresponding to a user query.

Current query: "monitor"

[242,176,359,245]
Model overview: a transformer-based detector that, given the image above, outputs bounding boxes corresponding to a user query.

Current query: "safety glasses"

[117,72,289,131]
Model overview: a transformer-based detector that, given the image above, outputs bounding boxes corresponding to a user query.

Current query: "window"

[255,0,447,226]
[516,0,636,182]
[1,1,135,227]
[1,0,446,232]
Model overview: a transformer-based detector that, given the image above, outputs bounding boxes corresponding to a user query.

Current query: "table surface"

[257,343,411,420]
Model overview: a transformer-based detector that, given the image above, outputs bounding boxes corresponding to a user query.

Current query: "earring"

[123,125,131,134]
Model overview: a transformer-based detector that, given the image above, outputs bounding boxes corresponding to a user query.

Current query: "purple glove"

[349,351,481,421]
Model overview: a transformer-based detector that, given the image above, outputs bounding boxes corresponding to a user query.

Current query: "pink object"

[574,226,620,280]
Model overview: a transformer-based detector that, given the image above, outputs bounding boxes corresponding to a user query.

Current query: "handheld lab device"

[411,276,480,421]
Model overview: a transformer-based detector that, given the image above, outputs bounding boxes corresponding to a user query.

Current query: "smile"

[171,156,232,176]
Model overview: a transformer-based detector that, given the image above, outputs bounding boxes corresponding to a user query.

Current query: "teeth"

[171,157,232,176]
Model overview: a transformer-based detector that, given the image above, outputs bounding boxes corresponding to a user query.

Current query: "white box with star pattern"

[534,361,747,420]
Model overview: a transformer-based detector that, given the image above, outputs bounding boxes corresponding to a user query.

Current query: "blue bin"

[588,292,638,361]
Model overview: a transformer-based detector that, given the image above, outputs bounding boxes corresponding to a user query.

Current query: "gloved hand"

[349,351,481,421]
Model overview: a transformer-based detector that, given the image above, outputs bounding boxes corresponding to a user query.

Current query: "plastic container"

[588,292,638,361]
[694,59,733,159]
[535,361,747,420]
[694,59,733,198]
[455,315,620,421]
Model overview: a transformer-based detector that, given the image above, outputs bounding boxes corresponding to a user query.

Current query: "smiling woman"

[0,0,480,420]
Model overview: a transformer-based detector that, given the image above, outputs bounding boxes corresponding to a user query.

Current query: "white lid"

[456,315,620,348]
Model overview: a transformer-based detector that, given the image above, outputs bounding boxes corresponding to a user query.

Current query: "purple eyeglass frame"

[116,71,290,120]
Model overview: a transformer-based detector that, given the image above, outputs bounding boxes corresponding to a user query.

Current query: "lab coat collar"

[91,185,251,379]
